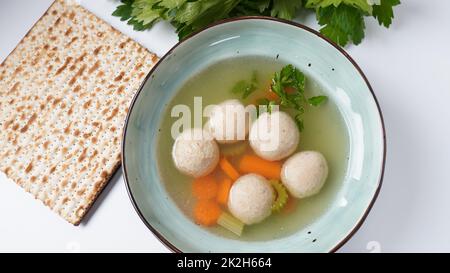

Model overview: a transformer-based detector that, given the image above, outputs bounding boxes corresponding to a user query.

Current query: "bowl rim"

[121,16,387,253]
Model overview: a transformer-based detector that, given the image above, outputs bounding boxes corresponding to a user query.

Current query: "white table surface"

[1,0,449,253]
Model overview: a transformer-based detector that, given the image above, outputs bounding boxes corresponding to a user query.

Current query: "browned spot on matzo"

[68,11,75,20]
[4,167,11,176]
[20,113,37,133]
[83,100,92,109]
[43,141,50,149]
[55,57,72,75]
[114,72,125,82]
[106,107,119,121]
[119,40,128,49]
[76,52,87,63]
[66,36,78,47]
[54,17,61,26]
[100,171,108,178]
[91,150,98,159]
[77,147,88,162]
[13,66,23,75]
[52,97,62,107]
[88,61,100,74]
[67,105,74,116]
[117,85,125,94]
[69,64,86,86]
[25,163,33,173]
[77,188,86,196]
[3,119,14,129]
[61,179,68,187]
[64,27,72,36]
[93,46,102,55]
[8,82,20,94]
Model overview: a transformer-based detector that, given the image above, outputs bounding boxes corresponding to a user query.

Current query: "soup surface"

[156,56,349,241]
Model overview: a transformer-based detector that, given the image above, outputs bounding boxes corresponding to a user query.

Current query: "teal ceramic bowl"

[122,17,386,252]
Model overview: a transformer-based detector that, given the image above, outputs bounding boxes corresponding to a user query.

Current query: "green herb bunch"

[113,0,400,47]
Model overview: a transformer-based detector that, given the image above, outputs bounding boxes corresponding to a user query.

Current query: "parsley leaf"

[175,0,242,39]
[231,71,258,99]
[308,95,328,106]
[294,114,304,132]
[112,0,134,21]
[372,0,400,27]
[232,81,256,99]
[127,17,151,31]
[158,0,188,9]
[131,0,161,26]
[271,0,303,20]
[230,0,271,16]
[306,0,373,14]
[316,4,365,46]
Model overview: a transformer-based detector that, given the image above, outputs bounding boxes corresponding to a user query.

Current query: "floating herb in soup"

[156,57,349,241]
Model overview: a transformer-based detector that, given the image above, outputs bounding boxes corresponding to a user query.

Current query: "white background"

[0,0,449,253]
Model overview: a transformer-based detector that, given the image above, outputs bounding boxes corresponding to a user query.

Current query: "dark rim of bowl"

[121,16,387,253]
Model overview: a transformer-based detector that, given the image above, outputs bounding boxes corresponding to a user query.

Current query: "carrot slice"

[284,86,296,94]
[263,86,294,102]
[219,157,240,181]
[194,200,222,226]
[266,90,279,101]
[238,154,282,180]
[216,178,232,206]
[192,174,218,200]
[282,195,298,215]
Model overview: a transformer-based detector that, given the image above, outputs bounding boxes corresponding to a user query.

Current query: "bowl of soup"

[122,17,386,252]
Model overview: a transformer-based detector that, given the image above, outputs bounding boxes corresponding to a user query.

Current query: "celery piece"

[218,212,244,236]
[271,180,288,212]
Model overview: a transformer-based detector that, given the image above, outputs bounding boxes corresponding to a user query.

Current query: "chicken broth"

[156,56,349,241]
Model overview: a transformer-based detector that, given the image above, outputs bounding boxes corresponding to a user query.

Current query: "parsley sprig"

[113,0,400,47]
[231,71,258,99]
[267,64,327,131]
